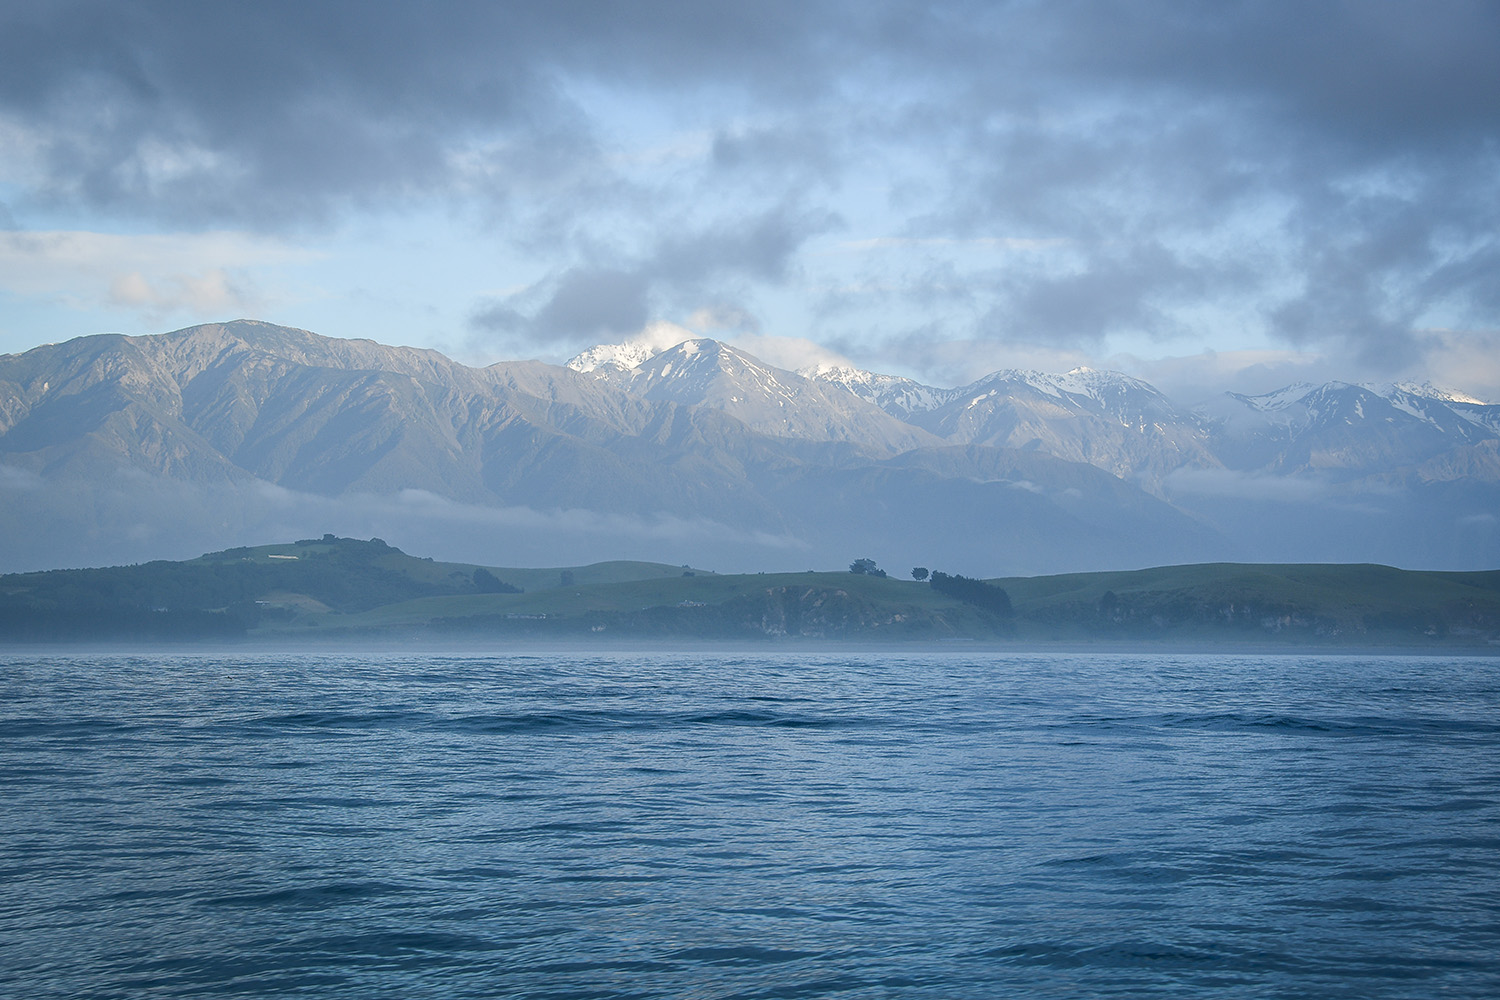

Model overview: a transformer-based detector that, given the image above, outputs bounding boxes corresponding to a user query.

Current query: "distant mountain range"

[1,320,1496,573]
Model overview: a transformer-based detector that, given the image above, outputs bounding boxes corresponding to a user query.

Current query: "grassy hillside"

[995,563,1500,644]
[289,570,998,640]
[0,535,714,641]
[2,537,1497,646]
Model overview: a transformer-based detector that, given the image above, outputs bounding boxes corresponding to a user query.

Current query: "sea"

[2,648,1498,999]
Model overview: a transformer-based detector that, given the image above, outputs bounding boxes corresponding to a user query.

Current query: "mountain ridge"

[1,320,1496,575]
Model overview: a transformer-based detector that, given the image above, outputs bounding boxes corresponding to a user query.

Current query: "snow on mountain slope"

[1212,381,1500,476]
[796,363,957,419]
[5,321,1499,573]
[583,339,941,454]
[910,367,1219,486]
[566,340,663,374]
[3,322,1238,575]
[1227,381,1497,428]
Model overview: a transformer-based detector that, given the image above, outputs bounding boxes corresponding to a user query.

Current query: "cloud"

[685,304,760,334]
[871,334,1098,388]
[470,205,834,349]
[1163,467,1334,504]
[836,237,1065,253]
[994,242,1207,347]
[0,229,311,318]
[108,268,250,314]
[2,1,1498,380]
[0,463,43,491]
[1413,329,1500,404]
[906,3,1500,364]
[1117,348,1332,402]
[0,1,852,229]
[469,266,648,342]
[650,207,828,287]
[723,334,853,373]
[0,467,811,573]
[532,267,650,341]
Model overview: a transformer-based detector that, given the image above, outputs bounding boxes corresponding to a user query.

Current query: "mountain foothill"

[0,320,1496,575]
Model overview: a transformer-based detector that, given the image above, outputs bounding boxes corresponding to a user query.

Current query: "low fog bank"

[2,470,1496,576]
[0,475,804,574]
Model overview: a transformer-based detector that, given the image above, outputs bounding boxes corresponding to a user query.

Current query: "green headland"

[2,535,1498,648]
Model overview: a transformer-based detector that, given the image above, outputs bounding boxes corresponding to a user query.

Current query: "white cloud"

[726,333,853,373]
[108,268,249,314]
[1114,348,1334,402]
[685,304,759,333]
[626,320,699,352]
[888,338,1098,387]
[1164,467,1333,503]
[1414,329,1500,404]
[0,229,316,318]
[0,464,43,491]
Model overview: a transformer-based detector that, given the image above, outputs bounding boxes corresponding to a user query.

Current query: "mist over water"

[3,649,1498,998]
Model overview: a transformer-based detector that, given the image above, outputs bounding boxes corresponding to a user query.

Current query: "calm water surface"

[2,649,1498,998]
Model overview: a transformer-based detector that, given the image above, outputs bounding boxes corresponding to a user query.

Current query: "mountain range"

[0,319,1495,574]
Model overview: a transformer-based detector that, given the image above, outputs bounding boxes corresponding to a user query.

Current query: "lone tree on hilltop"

[912,567,929,581]
[849,558,885,577]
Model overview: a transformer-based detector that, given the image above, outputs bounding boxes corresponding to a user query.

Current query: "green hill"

[0,535,715,641]
[2,537,1498,647]
[994,562,1500,644]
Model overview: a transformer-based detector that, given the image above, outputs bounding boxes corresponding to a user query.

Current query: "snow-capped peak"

[566,323,703,374]
[565,340,664,374]
[1373,381,1487,406]
[1231,382,1317,412]
[798,362,872,384]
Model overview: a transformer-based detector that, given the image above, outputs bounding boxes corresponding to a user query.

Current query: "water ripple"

[1,649,1498,998]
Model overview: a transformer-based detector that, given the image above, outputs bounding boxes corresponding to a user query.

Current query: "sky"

[2,0,1498,401]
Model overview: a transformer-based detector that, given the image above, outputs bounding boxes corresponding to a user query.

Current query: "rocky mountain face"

[573,338,940,454]
[0,320,1495,574]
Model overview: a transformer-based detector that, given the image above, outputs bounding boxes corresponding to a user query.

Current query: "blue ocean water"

[2,649,1498,999]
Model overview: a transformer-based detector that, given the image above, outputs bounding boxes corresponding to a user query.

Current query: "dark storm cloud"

[473,267,649,341]
[998,244,1205,347]
[5,1,1498,362]
[1037,1,1500,155]
[650,207,834,287]
[0,0,857,227]
[473,205,835,343]
[919,1,1500,357]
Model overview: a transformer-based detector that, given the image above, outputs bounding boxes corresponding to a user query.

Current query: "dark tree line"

[929,571,1013,617]
[473,568,521,593]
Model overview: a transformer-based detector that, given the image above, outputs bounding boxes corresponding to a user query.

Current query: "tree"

[929,571,1013,617]
[912,567,929,581]
[849,558,879,575]
[473,567,520,594]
